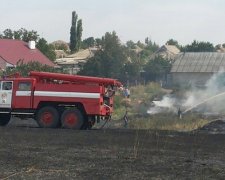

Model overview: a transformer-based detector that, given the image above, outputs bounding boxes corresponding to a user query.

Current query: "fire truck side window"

[18,82,31,91]
[2,82,12,90]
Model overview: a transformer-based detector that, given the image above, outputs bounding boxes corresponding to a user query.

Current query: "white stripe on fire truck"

[16,91,32,96]
[16,91,100,99]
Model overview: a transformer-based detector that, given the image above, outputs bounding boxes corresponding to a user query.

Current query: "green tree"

[166,39,180,48]
[126,40,136,49]
[144,56,171,81]
[36,38,56,62]
[2,29,14,39]
[20,28,39,42]
[70,11,78,52]
[69,11,83,53]
[76,19,83,51]
[79,31,127,80]
[5,61,60,77]
[182,40,215,52]
[13,29,23,40]
[81,37,95,49]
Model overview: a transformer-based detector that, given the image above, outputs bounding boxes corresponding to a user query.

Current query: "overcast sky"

[1,0,225,46]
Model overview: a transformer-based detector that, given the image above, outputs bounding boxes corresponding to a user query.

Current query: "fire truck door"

[0,81,13,108]
[15,82,32,108]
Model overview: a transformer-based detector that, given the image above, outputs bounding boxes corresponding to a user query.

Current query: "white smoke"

[147,95,177,114]
[147,71,225,115]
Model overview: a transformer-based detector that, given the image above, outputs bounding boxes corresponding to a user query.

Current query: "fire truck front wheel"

[61,108,84,129]
[0,114,11,126]
[36,106,60,128]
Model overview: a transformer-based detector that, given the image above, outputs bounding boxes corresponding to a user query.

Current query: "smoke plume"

[147,71,225,115]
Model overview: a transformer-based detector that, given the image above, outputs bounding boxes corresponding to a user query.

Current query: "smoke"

[147,71,225,115]
[147,95,177,114]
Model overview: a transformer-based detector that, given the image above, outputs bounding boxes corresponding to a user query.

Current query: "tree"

[166,39,180,48]
[182,40,215,52]
[2,29,14,39]
[144,56,171,82]
[5,61,59,77]
[76,19,83,51]
[126,40,136,49]
[20,28,39,42]
[81,37,95,49]
[78,31,127,80]
[70,11,83,53]
[70,11,78,52]
[36,38,56,62]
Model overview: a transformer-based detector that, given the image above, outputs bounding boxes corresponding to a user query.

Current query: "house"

[55,47,98,74]
[170,52,225,87]
[0,39,55,70]
[151,44,180,60]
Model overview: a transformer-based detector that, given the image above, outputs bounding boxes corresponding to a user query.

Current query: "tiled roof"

[171,52,225,73]
[0,39,55,67]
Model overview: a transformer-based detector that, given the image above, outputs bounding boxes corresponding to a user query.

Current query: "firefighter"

[178,107,182,119]
[124,87,130,98]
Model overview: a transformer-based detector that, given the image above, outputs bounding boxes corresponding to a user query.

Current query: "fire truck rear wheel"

[36,106,60,128]
[0,114,11,126]
[61,108,84,129]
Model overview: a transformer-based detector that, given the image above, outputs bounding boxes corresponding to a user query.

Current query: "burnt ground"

[0,119,225,179]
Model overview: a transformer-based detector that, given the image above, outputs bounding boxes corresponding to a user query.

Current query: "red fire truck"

[0,71,122,129]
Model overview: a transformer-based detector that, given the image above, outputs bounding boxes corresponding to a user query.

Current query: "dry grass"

[128,113,210,131]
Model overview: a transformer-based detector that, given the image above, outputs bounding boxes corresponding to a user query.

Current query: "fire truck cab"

[0,71,122,129]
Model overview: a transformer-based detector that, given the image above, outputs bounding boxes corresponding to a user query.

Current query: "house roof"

[67,48,97,59]
[55,50,68,59]
[151,45,180,60]
[56,47,98,65]
[171,52,225,73]
[0,39,55,67]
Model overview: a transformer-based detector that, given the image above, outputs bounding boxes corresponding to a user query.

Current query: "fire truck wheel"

[0,114,11,126]
[61,109,84,129]
[36,106,60,128]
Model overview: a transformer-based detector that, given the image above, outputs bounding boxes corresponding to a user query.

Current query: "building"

[151,44,180,60]
[0,39,55,70]
[170,52,225,87]
[55,47,98,74]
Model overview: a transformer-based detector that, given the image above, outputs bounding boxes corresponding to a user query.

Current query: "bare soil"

[0,118,225,179]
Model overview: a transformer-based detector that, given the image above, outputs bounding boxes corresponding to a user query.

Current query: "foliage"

[1,28,39,42]
[69,11,83,52]
[166,38,180,49]
[76,19,83,51]
[126,40,136,49]
[70,11,78,52]
[36,38,56,61]
[81,37,95,49]
[182,40,215,52]
[4,61,60,77]
[140,39,159,63]
[144,56,171,81]
[78,31,128,80]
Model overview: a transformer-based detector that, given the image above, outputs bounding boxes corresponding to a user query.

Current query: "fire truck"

[0,71,122,129]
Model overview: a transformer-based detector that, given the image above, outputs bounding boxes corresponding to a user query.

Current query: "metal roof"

[171,52,225,73]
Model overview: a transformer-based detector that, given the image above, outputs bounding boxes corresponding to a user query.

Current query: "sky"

[1,0,225,46]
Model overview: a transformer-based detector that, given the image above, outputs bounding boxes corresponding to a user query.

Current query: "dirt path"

[0,121,225,179]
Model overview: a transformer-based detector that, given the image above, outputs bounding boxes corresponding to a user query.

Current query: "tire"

[36,106,59,128]
[61,108,84,129]
[0,114,11,126]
